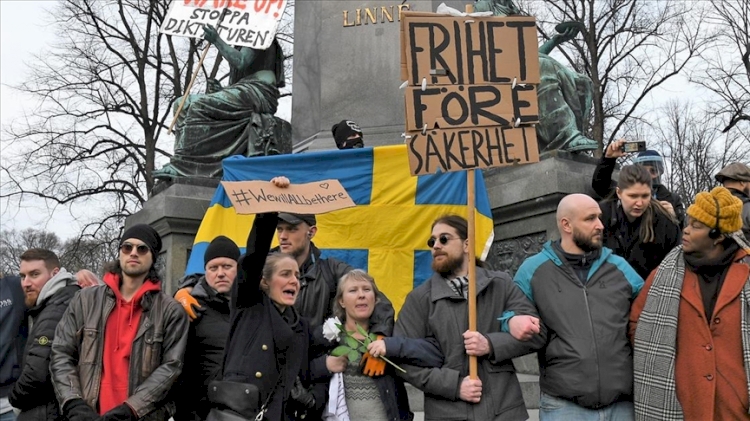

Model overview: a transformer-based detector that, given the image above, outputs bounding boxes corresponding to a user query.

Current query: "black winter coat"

[592,156,686,226]
[9,281,79,421]
[221,213,329,421]
[174,278,231,421]
[599,200,682,279]
[0,275,26,400]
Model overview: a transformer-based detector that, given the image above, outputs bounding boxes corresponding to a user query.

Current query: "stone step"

[406,372,540,412]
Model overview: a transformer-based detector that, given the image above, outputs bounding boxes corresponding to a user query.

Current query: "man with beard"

[51,224,188,421]
[8,249,79,421]
[715,162,750,239]
[630,187,750,421]
[394,215,546,421]
[513,194,643,420]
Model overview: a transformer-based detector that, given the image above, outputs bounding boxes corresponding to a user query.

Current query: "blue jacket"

[513,242,643,409]
[0,276,26,399]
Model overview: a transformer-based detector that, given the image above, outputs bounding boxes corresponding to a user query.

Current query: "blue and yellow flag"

[187,145,494,313]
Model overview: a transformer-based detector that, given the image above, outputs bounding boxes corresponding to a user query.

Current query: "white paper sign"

[160,0,288,50]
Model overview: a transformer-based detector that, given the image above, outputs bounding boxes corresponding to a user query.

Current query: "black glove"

[63,399,99,421]
[288,377,316,420]
[100,404,137,421]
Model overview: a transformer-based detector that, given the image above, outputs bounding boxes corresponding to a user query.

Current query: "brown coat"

[630,249,750,421]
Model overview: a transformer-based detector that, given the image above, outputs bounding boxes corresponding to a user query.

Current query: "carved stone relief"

[485,231,547,277]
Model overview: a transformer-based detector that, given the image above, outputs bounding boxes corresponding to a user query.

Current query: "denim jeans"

[539,392,634,421]
[0,410,16,421]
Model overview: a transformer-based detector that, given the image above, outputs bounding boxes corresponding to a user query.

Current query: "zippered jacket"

[513,242,643,409]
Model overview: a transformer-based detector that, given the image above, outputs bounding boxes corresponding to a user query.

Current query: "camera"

[621,141,646,153]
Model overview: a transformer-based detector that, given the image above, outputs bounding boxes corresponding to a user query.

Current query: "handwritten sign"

[406,126,539,175]
[161,0,288,49]
[401,12,541,176]
[220,179,356,215]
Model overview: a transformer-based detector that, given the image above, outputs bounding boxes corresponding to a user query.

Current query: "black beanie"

[204,236,240,267]
[331,120,363,149]
[121,224,162,256]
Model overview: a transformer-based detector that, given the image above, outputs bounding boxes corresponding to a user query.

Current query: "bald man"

[512,194,644,420]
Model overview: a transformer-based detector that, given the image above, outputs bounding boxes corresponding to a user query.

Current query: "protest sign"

[406,126,539,175]
[161,0,288,49]
[401,11,541,176]
[220,179,356,215]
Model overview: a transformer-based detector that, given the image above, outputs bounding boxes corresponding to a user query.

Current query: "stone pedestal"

[291,0,467,152]
[125,178,219,295]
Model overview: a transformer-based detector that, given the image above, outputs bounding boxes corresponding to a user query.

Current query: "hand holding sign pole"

[401,4,542,379]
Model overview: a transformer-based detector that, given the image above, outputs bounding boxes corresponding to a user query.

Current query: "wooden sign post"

[401,6,542,379]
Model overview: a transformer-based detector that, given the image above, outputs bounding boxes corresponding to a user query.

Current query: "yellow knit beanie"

[687,186,743,234]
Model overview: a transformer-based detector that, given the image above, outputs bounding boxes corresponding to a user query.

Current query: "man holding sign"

[393,215,545,421]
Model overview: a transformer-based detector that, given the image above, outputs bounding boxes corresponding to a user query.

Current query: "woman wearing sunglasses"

[207,177,331,421]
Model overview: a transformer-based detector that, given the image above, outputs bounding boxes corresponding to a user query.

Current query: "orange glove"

[174,288,201,321]
[361,335,386,377]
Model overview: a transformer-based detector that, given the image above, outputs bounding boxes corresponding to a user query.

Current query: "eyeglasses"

[427,234,458,248]
[120,242,150,256]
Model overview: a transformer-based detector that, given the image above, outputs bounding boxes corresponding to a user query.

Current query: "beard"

[24,291,38,308]
[573,229,602,253]
[431,252,464,275]
[122,265,150,278]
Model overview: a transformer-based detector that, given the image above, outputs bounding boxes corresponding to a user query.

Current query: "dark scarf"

[552,240,601,284]
[684,242,740,320]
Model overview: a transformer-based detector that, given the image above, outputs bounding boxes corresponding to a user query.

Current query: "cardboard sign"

[220,179,356,215]
[401,11,541,176]
[400,13,540,86]
[404,84,538,131]
[160,0,288,49]
[406,126,539,175]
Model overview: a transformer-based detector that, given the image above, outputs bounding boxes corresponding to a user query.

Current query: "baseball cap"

[278,213,316,226]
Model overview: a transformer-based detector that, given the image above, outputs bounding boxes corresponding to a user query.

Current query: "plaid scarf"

[633,242,750,420]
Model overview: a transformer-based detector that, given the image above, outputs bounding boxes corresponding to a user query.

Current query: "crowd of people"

[0,154,749,421]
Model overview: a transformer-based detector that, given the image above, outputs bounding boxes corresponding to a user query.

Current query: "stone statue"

[474,0,598,153]
[154,25,292,180]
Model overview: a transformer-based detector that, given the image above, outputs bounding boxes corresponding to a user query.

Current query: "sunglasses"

[120,242,150,256]
[427,234,458,248]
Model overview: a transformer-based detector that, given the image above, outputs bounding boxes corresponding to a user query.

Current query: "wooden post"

[465,1,478,381]
[168,43,211,134]
[467,169,478,379]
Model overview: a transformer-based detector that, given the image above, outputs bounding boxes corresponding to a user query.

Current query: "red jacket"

[99,273,161,414]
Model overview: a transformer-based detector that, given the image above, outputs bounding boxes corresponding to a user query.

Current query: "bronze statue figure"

[474,0,598,153]
[154,25,291,180]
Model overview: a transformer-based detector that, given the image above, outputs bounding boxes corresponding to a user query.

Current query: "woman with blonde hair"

[321,270,442,421]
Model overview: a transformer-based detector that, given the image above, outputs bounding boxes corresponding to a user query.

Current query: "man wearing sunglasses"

[51,224,188,421]
[394,214,546,421]
[8,249,80,421]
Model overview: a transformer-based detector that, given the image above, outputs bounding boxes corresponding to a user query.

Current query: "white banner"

[160,0,288,50]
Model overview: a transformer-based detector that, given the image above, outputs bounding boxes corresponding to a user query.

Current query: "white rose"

[322,317,341,342]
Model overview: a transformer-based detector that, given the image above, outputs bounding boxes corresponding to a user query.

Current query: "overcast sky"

[0,1,84,239]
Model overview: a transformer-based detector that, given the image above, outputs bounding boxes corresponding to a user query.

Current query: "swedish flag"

[187,145,495,313]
